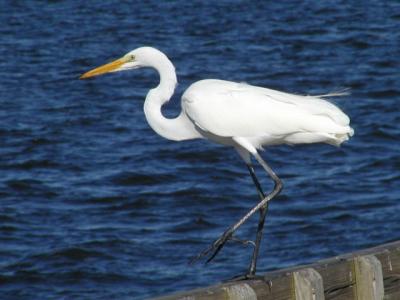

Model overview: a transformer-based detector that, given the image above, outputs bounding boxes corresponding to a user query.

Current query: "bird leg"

[247,153,282,275]
[246,164,268,277]
[190,153,282,267]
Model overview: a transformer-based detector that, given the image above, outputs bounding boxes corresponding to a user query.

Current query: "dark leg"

[246,164,268,277]
[190,153,282,266]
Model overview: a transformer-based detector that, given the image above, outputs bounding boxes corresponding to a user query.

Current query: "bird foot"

[189,230,234,265]
[229,237,256,248]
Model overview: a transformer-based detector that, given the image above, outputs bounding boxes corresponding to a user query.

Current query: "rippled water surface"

[1,1,399,299]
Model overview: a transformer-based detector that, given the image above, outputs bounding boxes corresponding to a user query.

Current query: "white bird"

[80,47,353,278]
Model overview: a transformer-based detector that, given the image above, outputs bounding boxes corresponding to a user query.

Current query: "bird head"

[80,47,162,79]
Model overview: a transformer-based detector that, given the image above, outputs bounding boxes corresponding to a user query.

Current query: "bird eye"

[130,55,135,61]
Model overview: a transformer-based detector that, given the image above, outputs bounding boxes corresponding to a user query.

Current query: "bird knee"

[275,180,283,193]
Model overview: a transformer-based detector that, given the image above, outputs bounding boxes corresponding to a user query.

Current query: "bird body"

[80,46,353,276]
[182,79,353,151]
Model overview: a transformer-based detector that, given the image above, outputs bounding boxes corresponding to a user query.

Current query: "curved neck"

[143,54,201,141]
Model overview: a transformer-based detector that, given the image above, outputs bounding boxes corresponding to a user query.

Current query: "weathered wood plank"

[262,272,293,299]
[224,282,258,300]
[293,268,324,300]
[353,255,384,300]
[152,240,400,300]
[313,258,354,300]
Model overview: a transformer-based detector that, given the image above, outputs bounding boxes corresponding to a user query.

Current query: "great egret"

[80,47,353,277]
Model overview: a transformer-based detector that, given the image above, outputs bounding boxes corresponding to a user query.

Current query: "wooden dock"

[152,240,400,300]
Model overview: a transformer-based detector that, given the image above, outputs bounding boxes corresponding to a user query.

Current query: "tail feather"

[313,88,351,98]
[326,126,354,146]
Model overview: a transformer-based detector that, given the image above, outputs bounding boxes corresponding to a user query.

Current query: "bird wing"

[182,79,351,140]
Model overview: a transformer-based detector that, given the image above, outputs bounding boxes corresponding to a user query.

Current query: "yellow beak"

[80,57,127,79]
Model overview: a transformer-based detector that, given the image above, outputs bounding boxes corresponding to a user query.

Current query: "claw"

[229,237,256,248]
[189,230,234,265]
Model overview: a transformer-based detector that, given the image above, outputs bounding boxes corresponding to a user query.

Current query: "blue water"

[1,1,399,299]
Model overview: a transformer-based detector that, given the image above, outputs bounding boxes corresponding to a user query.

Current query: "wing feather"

[182,79,352,143]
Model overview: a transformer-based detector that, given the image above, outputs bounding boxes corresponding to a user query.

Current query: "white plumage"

[183,79,353,150]
[80,46,354,276]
